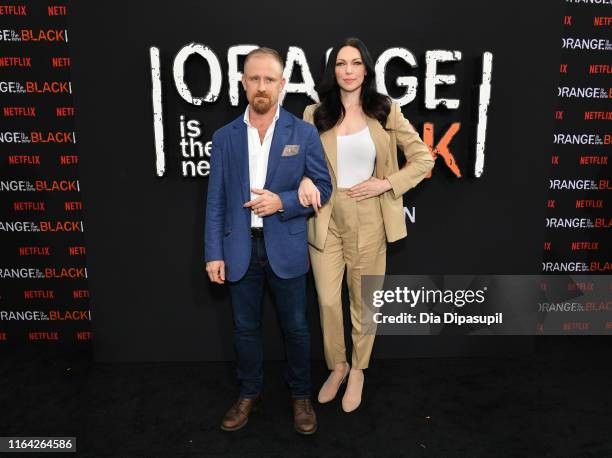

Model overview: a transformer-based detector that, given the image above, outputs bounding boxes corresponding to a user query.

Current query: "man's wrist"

[275,193,284,212]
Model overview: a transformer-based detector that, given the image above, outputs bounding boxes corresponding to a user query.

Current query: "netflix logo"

[73,290,90,299]
[24,290,55,300]
[0,5,27,16]
[51,57,70,67]
[13,201,45,211]
[593,17,611,27]
[3,106,36,117]
[579,155,607,165]
[29,332,59,341]
[584,111,612,121]
[7,155,40,165]
[575,199,604,208]
[0,56,31,67]
[76,331,92,341]
[65,201,82,211]
[47,5,67,16]
[68,246,86,256]
[570,242,599,251]
[589,64,612,74]
[56,107,74,117]
[59,155,78,164]
[567,282,593,292]
[19,246,50,256]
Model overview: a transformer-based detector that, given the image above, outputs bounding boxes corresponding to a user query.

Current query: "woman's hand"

[348,177,392,201]
[298,176,321,214]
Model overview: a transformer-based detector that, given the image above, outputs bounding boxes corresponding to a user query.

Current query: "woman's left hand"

[348,177,392,201]
[298,176,321,213]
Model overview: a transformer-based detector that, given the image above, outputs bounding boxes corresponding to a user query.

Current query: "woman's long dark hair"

[314,37,391,133]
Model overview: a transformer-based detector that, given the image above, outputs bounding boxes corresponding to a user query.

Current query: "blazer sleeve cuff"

[204,246,224,263]
[386,171,408,199]
[278,190,312,220]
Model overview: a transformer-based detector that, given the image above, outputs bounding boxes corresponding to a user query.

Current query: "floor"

[1,337,611,457]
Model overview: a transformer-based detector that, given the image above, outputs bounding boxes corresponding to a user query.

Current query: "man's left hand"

[347,177,392,201]
[244,188,283,216]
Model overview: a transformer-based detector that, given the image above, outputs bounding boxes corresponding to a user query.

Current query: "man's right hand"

[206,260,225,284]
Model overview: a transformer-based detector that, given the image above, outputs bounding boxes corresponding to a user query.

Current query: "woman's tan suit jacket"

[303,102,436,250]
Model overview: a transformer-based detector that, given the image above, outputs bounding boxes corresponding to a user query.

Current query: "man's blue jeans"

[227,236,311,399]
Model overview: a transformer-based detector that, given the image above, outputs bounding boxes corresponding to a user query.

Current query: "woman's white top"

[336,126,376,188]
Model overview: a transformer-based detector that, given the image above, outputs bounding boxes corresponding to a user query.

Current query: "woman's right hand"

[298,176,321,214]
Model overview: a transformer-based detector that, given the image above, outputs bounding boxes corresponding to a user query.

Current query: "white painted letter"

[173,42,222,105]
[425,50,462,109]
[280,46,319,104]
[375,48,418,107]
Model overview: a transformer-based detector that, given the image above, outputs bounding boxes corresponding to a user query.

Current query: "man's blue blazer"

[204,107,332,282]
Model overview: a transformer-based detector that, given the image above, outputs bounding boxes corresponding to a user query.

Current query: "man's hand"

[347,177,392,201]
[206,260,225,284]
[298,176,321,214]
[244,188,283,217]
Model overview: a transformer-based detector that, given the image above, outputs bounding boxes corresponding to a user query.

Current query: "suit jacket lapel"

[320,126,337,180]
[264,109,291,188]
[231,120,250,204]
[366,116,390,179]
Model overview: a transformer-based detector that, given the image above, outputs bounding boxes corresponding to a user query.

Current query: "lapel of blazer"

[365,115,391,179]
[264,108,292,189]
[231,119,250,205]
[320,126,338,180]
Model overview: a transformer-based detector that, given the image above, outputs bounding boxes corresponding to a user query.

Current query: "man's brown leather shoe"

[220,395,262,431]
[292,398,317,435]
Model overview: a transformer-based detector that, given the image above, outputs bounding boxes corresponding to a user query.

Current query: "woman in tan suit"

[299,37,435,412]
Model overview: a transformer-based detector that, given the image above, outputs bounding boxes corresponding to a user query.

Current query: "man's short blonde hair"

[244,47,284,70]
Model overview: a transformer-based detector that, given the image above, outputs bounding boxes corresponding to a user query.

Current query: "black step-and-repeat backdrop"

[543,5,610,274]
[1,1,608,359]
[1,2,92,345]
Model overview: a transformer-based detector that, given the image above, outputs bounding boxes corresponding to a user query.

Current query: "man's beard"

[251,94,275,114]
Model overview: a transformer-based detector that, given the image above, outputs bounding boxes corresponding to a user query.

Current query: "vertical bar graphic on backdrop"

[149,46,165,177]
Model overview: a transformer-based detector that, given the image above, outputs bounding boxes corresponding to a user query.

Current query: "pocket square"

[281,144,300,156]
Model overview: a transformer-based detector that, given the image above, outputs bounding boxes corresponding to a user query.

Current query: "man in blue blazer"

[204,47,331,435]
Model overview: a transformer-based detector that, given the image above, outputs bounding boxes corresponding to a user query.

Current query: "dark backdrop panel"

[0,2,92,346]
[68,1,565,361]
